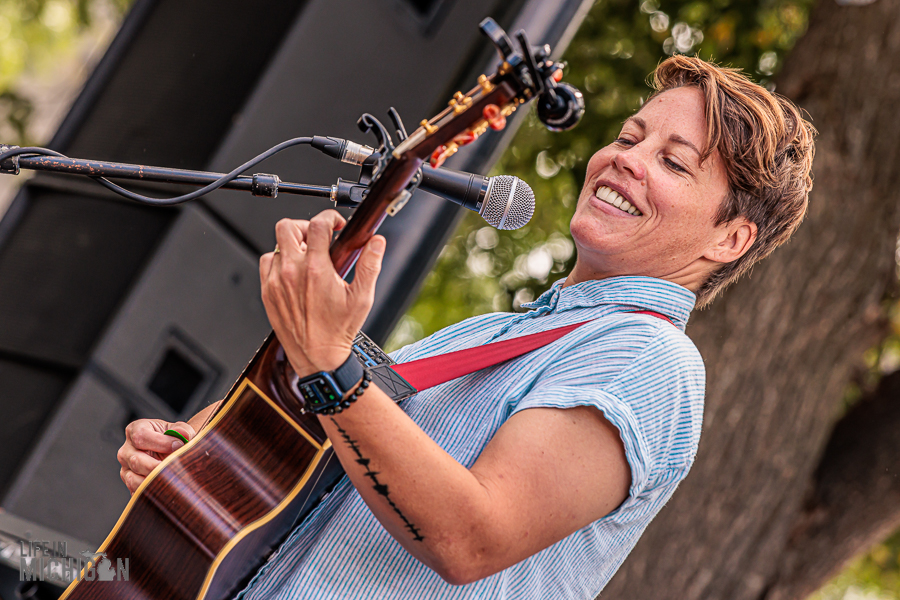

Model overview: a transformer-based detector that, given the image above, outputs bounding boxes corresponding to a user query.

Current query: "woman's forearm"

[317,385,499,584]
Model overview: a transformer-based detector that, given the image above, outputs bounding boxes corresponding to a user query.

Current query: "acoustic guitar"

[59,19,580,600]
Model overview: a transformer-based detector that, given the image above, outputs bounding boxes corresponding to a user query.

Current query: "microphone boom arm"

[0,143,334,201]
[0,139,535,229]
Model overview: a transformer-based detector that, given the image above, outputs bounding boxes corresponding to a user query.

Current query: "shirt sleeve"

[508,317,705,518]
[511,385,651,508]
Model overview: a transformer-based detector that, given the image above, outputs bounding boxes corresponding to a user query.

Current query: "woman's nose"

[612,148,647,180]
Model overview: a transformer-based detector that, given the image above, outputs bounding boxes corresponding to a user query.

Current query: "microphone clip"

[354,107,410,177]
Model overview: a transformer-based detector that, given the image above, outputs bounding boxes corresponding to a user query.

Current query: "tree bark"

[767,369,900,600]
[602,0,900,598]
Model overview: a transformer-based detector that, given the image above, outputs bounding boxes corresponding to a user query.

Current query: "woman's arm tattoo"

[331,418,425,542]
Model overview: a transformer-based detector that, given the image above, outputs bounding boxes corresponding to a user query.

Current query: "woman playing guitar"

[110,24,814,600]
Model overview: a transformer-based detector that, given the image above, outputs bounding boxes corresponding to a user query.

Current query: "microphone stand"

[0,143,369,205]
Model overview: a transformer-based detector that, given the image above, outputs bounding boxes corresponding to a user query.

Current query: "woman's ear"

[704,218,757,264]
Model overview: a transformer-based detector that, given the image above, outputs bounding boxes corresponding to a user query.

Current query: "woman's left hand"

[259,210,385,377]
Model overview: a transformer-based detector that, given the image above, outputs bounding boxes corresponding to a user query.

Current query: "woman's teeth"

[596,186,642,216]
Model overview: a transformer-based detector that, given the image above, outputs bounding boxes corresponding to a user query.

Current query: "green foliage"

[811,530,900,600]
[0,0,130,144]
[387,0,814,351]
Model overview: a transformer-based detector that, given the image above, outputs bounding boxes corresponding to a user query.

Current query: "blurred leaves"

[0,90,33,140]
[0,0,130,144]
[387,0,814,351]
[811,530,900,600]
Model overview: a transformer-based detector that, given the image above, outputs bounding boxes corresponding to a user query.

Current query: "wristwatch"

[293,353,364,414]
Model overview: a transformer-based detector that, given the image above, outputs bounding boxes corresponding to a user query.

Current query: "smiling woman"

[117,56,816,600]
[568,85,749,295]
[643,56,814,307]
[569,57,815,307]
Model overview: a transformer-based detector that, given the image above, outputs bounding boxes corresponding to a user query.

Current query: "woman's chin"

[569,219,621,255]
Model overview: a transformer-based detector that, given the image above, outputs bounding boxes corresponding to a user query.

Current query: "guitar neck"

[329,154,423,277]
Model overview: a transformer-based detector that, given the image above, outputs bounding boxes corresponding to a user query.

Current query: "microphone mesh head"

[481,175,536,230]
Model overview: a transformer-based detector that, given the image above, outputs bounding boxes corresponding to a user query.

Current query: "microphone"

[419,166,534,230]
[312,136,535,230]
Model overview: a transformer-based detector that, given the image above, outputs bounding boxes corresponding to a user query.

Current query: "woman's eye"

[665,158,686,173]
[614,137,635,146]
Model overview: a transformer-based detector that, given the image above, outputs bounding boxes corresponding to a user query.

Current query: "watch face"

[299,375,341,410]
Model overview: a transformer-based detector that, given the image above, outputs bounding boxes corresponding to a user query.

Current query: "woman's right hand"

[117,419,195,494]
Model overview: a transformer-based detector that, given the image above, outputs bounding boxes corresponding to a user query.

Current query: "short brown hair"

[648,55,816,307]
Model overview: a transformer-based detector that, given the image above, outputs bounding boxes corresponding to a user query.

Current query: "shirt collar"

[521,276,696,329]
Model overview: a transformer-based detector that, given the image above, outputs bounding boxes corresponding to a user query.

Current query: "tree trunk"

[768,369,900,600]
[602,0,900,598]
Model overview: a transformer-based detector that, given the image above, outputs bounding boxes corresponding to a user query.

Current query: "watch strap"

[331,351,364,393]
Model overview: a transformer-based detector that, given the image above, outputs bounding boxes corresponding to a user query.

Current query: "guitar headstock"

[391,18,584,169]
[328,19,584,276]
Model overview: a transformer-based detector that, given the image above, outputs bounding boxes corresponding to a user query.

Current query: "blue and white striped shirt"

[238,276,705,599]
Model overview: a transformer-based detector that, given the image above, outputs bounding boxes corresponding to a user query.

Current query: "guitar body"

[60,336,345,600]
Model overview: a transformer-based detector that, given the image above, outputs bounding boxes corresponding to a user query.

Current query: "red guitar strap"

[392,310,673,392]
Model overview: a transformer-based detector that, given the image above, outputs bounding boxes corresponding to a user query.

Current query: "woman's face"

[568,86,750,291]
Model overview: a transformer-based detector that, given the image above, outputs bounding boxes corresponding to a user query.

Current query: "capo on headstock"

[350,20,585,204]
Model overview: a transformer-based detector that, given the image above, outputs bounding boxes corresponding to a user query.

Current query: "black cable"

[0,137,314,206]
